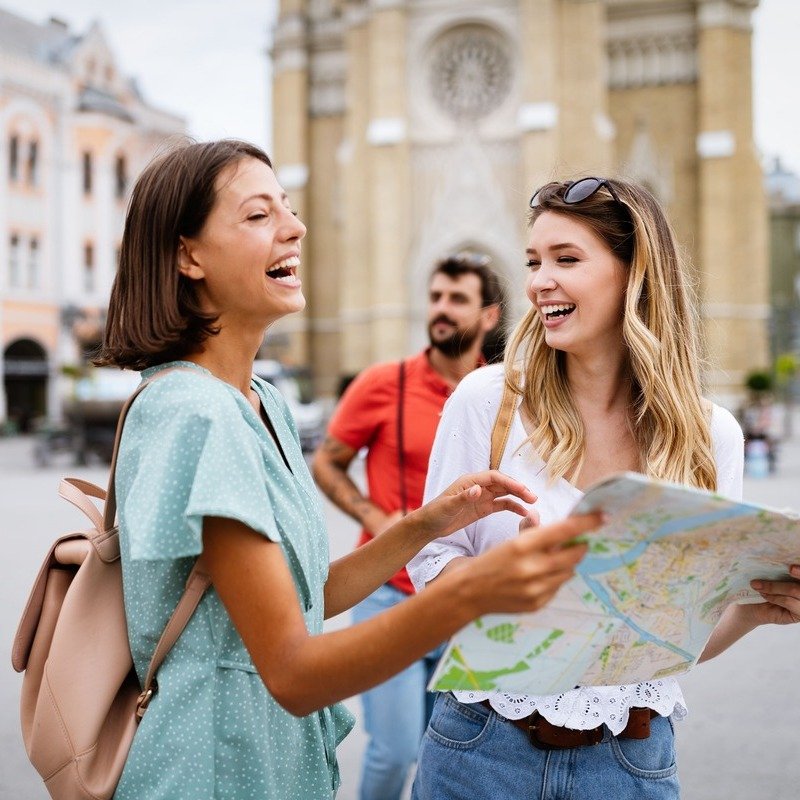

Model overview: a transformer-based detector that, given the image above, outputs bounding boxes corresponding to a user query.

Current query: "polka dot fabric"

[114,361,354,799]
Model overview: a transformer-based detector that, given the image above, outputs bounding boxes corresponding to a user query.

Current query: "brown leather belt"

[480,701,658,750]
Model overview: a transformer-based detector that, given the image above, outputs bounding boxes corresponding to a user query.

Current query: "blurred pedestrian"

[312,252,502,800]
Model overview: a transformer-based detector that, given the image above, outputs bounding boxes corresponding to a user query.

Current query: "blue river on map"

[576,505,755,660]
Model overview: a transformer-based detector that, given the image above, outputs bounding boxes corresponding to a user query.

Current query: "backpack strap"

[102,367,212,717]
[102,377,162,533]
[58,478,106,532]
[136,564,211,718]
[490,374,520,471]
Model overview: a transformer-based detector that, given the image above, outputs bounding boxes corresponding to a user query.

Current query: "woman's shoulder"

[134,364,241,424]
[452,362,507,400]
[708,401,745,448]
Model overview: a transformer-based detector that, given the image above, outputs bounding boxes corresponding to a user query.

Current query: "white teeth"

[267,255,300,274]
[541,303,576,314]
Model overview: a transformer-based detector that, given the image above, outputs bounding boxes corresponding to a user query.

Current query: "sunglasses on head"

[450,251,491,268]
[529,176,621,209]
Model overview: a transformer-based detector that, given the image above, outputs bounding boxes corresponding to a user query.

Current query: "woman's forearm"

[323,513,431,618]
[282,571,478,714]
[698,602,759,662]
[204,513,594,717]
[324,470,539,618]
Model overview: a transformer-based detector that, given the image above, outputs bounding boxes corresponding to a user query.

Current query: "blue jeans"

[351,584,442,800]
[411,693,680,800]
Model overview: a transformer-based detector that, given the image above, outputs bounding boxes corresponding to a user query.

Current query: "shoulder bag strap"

[397,360,408,515]
[490,373,520,471]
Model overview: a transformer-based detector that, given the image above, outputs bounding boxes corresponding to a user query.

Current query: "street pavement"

[1,422,799,800]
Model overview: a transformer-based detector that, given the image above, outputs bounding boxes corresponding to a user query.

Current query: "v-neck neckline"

[146,360,296,476]
[250,380,293,475]
[514,405,584,498]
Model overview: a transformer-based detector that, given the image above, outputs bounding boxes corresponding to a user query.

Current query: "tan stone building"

[270,0,766,403]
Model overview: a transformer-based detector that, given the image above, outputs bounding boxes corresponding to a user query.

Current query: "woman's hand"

[700,565,800,662]
[454,513,600,617]
[748,565,800,625]
[410,470,537,543]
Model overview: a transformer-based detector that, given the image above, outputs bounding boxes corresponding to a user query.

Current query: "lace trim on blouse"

[452,679,687,736]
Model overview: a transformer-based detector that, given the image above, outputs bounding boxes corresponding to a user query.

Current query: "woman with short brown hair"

[99,140,600,799]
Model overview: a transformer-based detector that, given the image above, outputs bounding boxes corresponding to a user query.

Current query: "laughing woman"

[407,177,800,800]
[96,140,601,800]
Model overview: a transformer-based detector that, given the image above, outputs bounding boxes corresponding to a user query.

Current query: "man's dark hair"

[95,138,272,370]
[432,251,502,308]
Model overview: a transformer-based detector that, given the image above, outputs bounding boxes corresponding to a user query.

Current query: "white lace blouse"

[407,364,745,735]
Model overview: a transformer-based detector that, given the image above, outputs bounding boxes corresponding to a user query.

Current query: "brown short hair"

[95,139,272,370]
[431,251,502,308]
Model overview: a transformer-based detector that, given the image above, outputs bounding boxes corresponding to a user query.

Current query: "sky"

[2,0,799,175]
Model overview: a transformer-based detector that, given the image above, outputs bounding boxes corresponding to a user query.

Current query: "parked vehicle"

[33,361,325,466]
[33,368,140,466]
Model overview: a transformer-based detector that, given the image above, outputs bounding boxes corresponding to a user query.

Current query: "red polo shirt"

[328,349,462,594]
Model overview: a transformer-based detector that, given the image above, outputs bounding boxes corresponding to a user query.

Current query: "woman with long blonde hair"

[408,177,800,799]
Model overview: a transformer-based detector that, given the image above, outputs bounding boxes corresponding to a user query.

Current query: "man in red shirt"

[312,253,502,800]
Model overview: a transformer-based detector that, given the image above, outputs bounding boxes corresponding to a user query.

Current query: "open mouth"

[541,303,576,321]
[266,255,300,284]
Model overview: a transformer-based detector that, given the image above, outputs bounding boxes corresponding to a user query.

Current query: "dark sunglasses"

[529,176,621,209]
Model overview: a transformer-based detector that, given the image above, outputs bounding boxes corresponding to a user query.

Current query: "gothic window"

[84,242,95,292]
[82,151,93,196]
[28,236,39,289]
[9,134,19,182]
[28,140,39,186]
[9,233,21,287]
[115,154,127,199]
[429,26,512,121]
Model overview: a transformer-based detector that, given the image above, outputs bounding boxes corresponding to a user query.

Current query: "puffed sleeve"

[120,376,280,561]
[407,365,502,590]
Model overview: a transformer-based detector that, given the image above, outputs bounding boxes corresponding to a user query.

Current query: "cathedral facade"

[270,0,765,403]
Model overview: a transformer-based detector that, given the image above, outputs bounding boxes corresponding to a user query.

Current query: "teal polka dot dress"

[114,361,354,799]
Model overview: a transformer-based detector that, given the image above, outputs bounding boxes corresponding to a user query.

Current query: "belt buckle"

[526,713,553,751]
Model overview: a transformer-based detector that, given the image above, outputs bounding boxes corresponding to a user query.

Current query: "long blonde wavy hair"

[505,178,716,490]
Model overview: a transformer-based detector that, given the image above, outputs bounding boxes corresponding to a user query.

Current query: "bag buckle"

[135,679,158,721]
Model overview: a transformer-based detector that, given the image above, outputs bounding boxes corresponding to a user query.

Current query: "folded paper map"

[430,472,800,695]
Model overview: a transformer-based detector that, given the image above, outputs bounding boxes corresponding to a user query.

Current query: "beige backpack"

[11,372,210,800]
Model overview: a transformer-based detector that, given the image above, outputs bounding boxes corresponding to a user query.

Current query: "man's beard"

[428,316,481,358]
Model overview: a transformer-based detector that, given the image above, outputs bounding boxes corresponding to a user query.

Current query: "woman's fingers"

[500,564,581,613]
[518,513,601,550]
[489,498,533,518]
[466,515,599,616]
[450,470,537,505]
[749,568,800,624]
[751,578,800,617]
[518,508,541,533]
[532,541,588,573]
[751,578,800,595]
